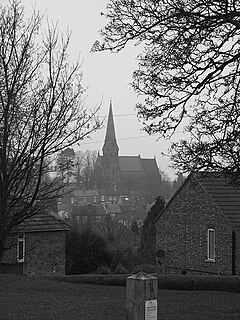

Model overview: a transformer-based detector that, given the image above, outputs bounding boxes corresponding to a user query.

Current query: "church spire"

[102,100,119,155]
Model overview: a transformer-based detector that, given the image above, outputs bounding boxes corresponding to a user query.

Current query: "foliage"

[132,263,159,275]
[95,265,112,275]
[66,228,111,274]
[95,219,142,272]
[96,219,140,251]
[140,196,165,263]
[94,0,240,179]
[0,1,100,262]
[49,273,240,293]
[130,220,140,236]
[109,246,142,273]
[113,264,129,274]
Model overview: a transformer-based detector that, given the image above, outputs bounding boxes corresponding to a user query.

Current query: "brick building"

[1,211,70,276]
[155,172,240,276]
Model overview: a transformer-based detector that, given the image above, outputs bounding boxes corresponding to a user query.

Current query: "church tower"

[101,101,121,189]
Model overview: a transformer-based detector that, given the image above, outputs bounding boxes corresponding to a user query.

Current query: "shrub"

[95,265,112,275]
[49,274,240,293]
[113,264,129,274]
[132,263,158,275]
[66,228,111,274]
[109,247,142,273]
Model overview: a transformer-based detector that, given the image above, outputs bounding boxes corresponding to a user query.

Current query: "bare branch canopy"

[93,0,240,179]
[0,0,100,261]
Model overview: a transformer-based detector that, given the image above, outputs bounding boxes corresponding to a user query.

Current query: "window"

[71,197,75,204]
[101,196,105,203]
[17,233,25,262]
[93,196,97,203]
[207,229,215,261]
[57,198,61,205]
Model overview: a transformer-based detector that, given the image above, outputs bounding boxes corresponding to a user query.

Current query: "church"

[94,102,161,202]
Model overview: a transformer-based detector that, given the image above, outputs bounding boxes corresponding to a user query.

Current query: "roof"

[71,204,106,216]
[197,172,240,234]
[96,155,159,175]
[104,203,122,214]
[74,189,99,197]
[141,158,159,173]
[119,156,144,172]
[156,172,240,235]
[13,210,70,233]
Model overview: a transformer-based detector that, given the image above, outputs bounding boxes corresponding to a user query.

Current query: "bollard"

[126,271,158,320]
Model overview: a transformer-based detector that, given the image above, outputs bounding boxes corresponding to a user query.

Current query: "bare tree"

[0,1,100,262]
[80,150,97,188]
[93,1,240,178]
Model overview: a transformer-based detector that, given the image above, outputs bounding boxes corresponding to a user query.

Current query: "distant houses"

[155,172,240,276]
[57,186,146,227]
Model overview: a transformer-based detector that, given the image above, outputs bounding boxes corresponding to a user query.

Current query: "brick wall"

[155,175,234,275]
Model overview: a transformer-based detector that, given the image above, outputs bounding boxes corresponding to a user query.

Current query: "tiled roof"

[71,204,106,216]
[13,210,70,233]
[141,158,159,174]
[156,172,240,235]
[119,156,144,172]
[95,155,159,176]
[73,189,99,197]
[196,172,240,234]
[104,203,122,214]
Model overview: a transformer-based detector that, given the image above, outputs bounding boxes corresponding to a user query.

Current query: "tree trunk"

[0,241,6,265]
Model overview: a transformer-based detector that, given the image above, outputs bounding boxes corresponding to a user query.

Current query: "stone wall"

[24,231,66,276]
[155,175,235,275]
[2,231,66,276]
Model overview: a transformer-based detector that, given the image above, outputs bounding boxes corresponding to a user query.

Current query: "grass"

[1,274,240,320]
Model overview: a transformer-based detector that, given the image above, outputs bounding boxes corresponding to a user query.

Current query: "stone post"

[126,272,158,320]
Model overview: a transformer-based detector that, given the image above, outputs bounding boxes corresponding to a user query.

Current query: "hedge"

[47,274,240,293]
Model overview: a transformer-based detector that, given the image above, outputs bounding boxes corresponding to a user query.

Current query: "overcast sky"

[16,0,182,179]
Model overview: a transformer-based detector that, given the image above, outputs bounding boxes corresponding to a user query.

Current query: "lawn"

[0,274,240,320]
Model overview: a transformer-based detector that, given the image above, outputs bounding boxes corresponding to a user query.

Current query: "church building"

[94,102,161,201]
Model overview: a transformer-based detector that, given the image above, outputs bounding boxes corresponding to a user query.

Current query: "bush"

[109,247,142,273]
[113,264,129,274]
[66,229,111,274]
[132,264,158,275]
[95,265,112,275]
[48,274,240,293]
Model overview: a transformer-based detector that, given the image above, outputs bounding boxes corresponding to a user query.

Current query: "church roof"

[119,156,144,172]
[96,155,159,175]
[141,158,159,173]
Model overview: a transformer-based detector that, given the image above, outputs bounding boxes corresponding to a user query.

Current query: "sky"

[17,0,182,180]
